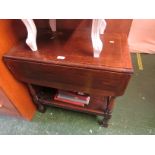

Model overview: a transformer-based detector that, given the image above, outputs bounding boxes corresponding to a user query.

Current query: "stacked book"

[54,90,90,107]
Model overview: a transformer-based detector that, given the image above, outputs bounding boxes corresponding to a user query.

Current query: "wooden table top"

[5,29,133,74]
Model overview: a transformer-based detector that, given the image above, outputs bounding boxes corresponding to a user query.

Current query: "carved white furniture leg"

[91,19,107,58]
[21,19,38,51]
[49,19,56,32]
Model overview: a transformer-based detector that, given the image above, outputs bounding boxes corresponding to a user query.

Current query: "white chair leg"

[99,19,107,34]
[49,19,56,32]
[91,19,106,58]
[21,19,38,51]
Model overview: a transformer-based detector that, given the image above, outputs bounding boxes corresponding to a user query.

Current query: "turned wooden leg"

[99,96,115,127]
[35,101,46,113]
[100,112,112,128]
[27,84,46,113]
[91,19,106,58]
[21,19,38,51]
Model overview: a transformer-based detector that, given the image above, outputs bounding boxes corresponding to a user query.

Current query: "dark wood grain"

[4,30,133,96]
[4,30,133,72]
[3,26,133,126]
[6,19,132,42]
[105,19,132,36]
[35,19,132,37]
[4,59,131,96]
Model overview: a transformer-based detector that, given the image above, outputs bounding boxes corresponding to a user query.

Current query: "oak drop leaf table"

[3,30,133,127]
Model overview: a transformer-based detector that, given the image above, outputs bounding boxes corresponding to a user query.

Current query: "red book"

[58,90,89,101]
[53,90,90,106]
[54,95,85,107]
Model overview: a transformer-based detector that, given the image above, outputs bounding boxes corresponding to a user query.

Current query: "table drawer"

[5,59,131,96]
[0,88,20,117]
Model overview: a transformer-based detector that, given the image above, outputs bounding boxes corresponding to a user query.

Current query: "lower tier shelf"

[27,84,115,127]
[29,84,109,116]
